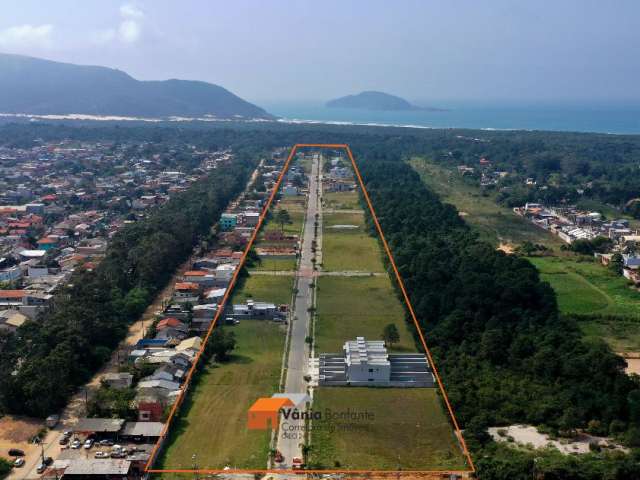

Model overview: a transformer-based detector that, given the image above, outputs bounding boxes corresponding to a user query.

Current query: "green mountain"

[326,90,443,111]
[0,53,274,119]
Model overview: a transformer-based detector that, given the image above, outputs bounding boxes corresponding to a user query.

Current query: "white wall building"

[344,337,391,383]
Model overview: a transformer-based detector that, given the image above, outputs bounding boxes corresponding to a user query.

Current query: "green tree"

[275,208,292,232]
[0,457,12,478]
[206,328,236,363]
[381,323,400,347]
[609,253,624,275]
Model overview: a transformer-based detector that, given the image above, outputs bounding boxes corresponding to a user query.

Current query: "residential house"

[102,372,134,390]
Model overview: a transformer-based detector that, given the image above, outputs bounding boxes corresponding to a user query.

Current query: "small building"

[0,310,28,332]
[101,372,133,390]
[318,337,434,387]
[173,282,200,304]
[220,213,237,231]
[120,421,163,442]
[242,211,260,227]
[344,337,391,383]
[61,459,131,479]
[230,299,286,321]
[73,418,125,436]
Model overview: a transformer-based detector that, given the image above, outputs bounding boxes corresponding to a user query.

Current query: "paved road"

[275,153,321,469]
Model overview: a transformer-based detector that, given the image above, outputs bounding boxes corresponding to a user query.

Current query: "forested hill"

[327,91,425,111]
[0,53,274,119]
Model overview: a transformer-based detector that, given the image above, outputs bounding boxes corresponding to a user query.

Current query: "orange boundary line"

[145,144,475,475]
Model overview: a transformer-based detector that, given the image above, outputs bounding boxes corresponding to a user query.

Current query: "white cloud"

[0,24,53,49]
[93,4,144,45]
[120,4,144,19]
[119,19,140,43]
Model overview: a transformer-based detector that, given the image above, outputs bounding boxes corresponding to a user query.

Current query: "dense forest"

[356,153,640,477]
[1,121,639,477]
[0,140,257,416]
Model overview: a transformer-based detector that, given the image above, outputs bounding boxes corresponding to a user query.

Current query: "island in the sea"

[326,91,446,111]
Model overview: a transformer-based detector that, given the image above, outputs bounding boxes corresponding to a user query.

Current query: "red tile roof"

[184,271,206,276]
[0,290,26,299]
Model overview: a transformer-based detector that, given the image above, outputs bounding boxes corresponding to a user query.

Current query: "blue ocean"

[260,101,640,135]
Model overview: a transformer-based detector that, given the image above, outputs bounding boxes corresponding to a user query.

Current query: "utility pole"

[192,453,199,480]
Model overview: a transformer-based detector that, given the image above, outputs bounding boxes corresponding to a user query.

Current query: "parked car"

[13,458,25,468]
[83,439,94,449]
[98,439,114,446]
[36,464,46,474]
[59,436,69,445]
[43,456,53,466]
[71,439,82,449]
[94,451,109,459]
[63,431,72,438]
[110,451,126,459]
[8,448,25,457]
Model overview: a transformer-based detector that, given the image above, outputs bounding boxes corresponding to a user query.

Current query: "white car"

[94,451,109,459]
[84,439,94,449]
[13,458,25,467]
[71,439,82,449]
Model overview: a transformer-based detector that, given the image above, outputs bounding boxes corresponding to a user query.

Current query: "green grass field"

[410,158,563,249]
[309,388,467,470]
[232,273,294,305]
[580,318,640,353]
[252,257,297,271]
[322,190,360,210]
[157,321,286,471]
[322,211,385,272]
[315,275,416,353]
[528,256,640,353]
[528,256,640,318]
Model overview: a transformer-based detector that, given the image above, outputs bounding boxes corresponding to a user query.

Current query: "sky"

[0,0,639,105]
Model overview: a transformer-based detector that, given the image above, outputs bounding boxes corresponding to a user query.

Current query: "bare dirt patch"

[497,242,515,254]
[621,353,640,375]
[0,416,42,443]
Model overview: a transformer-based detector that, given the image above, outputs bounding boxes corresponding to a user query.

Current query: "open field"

[322,190,360,210]
[315,275,416,353]
[309,388,467,470]
[580,318,640,353]
[322,210,385,272]
[252,257,297,271]
[528,256,640,318]
[410,158,563,249]
[232,272,294,305]
[157,321,286,471]
[528,256,640,353]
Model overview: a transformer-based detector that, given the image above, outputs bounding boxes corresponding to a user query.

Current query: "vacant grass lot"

[232,273,294,306]
[324,210,365,228]
[529,256,640,318]
[252,257,297,272]
[322,210,385,272]
[157,321,286,471]
[309,388,467,470]
[580,318,640,353]
[410,158,563,249]
[529,256,640,353]
[315,275,416,353]
[323,190,360,210]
